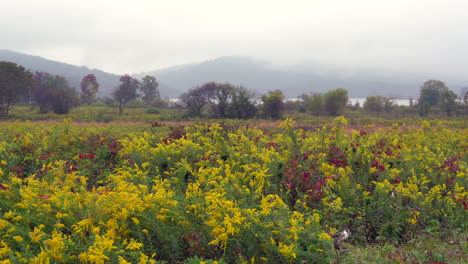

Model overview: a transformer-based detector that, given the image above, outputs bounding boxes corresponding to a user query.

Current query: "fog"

[2,0,468,81]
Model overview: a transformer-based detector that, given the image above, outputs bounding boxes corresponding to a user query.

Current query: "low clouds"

[2,0,468,79]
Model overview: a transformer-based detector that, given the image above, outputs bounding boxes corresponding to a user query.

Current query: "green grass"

[340,231,467,263]
[2,105,467,130]
[2,105,181,122]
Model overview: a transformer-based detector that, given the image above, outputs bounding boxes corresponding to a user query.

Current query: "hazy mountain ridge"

[0,49,120,96]
[140,56,428,99]
[2,50,463,99]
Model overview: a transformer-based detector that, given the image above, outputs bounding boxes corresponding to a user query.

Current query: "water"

[287,97,413,106]
[348,98,412,106]
[169,98,413,106]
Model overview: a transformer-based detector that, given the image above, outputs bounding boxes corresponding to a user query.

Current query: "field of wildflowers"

[0,118,466,263]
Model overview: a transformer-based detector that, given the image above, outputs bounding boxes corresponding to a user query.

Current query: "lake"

[169,98,414,106]
[348,98,412,106]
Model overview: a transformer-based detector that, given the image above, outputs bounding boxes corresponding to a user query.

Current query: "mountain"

[139,56,431,99]
[3,50,460,99]
[0,49,119,96]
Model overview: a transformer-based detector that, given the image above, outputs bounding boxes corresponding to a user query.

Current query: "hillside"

[0,49,119,96]
[3,50,461,99]
[138,56,431,99]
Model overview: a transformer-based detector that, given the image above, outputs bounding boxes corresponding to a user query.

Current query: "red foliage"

[441,156,461,174]
[327,145,348,168]
[284,151,327,207]
[161,127,187,144]
[11,166,24,178]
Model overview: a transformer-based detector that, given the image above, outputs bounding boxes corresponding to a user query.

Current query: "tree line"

[179,80,466,118]
[179,84,351,119]
[0,61,160,116]
[355,80,465,117]
[1,61,466,118]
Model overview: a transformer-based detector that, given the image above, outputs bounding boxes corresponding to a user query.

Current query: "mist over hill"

[2,49,465,99]
[0,49,120,96]
[137,56,436,99]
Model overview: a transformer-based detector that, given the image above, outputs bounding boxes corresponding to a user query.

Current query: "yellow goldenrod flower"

[125,238,143,250]
[278,242,296,261]
[13,236,23,242]
[0,241,11,258]
[29,226,46,243]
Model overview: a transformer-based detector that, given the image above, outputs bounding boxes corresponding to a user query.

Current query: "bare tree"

[113,74,140,114]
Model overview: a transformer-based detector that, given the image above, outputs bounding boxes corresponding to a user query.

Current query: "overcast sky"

[2,0,468,78]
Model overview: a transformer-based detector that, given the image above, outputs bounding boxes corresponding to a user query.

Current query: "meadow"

[0,113,466,263]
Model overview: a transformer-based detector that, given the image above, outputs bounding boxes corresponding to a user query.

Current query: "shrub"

[146,107,160,114]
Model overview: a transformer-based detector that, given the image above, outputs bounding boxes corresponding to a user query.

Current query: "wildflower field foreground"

[0,118,466,263]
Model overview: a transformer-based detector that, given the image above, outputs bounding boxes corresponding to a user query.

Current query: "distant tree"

[179,86,208,117]
[418,80,448,116]
[323,88,348,116]
[419,80,448,106]
[80,74,99,105]
[261,90,285,119]
[140,75,159,107]
[32,72,56,114]
[438,89,458,116]
[194,82,218,116]
[353,101,361,110]
[460,86,468,95]
[364,96,396,113]
[458,87,468,114]
[308,93,325,116]
[383,97,395,112]
[212,83,233,118]
[284,99,301,112]
[297,94,310,113]
[49,76,79,114]
[464,91,468,112]
[180,83,257,119]
[113,74,140,114]
[227,87,257,119]
[298,93,325,115]
[199,82,234,118]
[0,61,33,116]
[179,82,232,118]
[32,72,78,114]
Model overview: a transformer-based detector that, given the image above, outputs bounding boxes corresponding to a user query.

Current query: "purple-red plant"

[327,145,348,168]
[284,151,326,208]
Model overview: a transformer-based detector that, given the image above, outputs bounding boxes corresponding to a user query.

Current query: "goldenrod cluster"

[0,118,466,263]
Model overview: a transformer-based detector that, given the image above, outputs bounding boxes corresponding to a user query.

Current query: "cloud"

[2,0,468,78]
